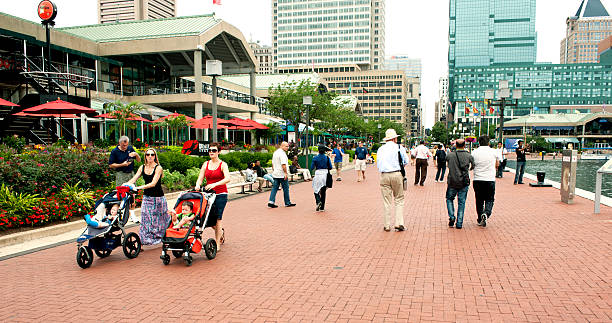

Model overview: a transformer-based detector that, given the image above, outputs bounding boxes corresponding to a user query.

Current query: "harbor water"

[506,159,612,198]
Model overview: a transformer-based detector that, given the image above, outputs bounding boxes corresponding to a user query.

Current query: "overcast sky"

[4,0,611,127]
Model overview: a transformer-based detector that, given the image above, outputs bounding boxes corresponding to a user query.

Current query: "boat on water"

[581,147,612,160]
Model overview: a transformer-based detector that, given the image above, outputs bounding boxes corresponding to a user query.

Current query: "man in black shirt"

[514,140,526,184]
[253,160,274,192]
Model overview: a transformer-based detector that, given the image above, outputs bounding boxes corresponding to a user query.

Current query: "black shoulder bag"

[326,156,333,188]
[398,148,407,191]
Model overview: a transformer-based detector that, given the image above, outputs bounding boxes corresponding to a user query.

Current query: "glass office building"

[448,0,537,69]
[452,63,612,118]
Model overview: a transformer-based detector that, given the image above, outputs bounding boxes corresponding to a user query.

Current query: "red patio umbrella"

[0,98,19,107]
[14,111,78,118]
[191,116,227,129]
[152,112,196,124]
[18,99,96,115]
[243,118,269,130]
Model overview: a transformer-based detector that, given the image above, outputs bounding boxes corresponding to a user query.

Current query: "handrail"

[594,158,612,213]
[54,119,77,143]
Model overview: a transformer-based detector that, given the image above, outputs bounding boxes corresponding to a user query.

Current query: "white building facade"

[383,56,421,78]
[437,76,449,123]
[273,0,385,72]
[249,42,274,74]
[98,0,175,24]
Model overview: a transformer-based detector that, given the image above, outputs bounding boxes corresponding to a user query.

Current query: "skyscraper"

[448,0,537,69]
[560,0,611,64]
[98,0,175,24]
[272,0,385,72]
[383,56,421,78]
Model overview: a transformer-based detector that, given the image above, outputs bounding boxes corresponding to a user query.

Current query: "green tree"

[267,80,337,149]
[431,121,448,144]
[161,115,190,146]
[257,122,283,145]
[105,100,144,137]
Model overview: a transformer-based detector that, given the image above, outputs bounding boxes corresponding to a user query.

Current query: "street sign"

[38,1,57,22]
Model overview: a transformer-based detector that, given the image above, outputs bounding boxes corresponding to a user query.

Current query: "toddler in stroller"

[160,190,220,266]
[169,200,196,229]
[75,185,142,269]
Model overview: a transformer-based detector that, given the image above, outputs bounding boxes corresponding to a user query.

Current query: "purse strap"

[397,146,406,178]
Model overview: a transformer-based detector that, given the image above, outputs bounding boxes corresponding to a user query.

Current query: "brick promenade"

[1,164,611,322]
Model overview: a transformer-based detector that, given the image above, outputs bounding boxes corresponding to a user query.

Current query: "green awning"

[545,137,579,144]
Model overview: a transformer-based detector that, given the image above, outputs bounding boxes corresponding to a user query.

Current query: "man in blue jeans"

[514,140,526,184]
[445,139,474,229]
[268,142,296,208]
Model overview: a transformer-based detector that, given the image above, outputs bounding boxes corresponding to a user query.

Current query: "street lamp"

[377,123,382,142]
[206,60,222,142]
[303,96,312,168]
[484,80,521,146]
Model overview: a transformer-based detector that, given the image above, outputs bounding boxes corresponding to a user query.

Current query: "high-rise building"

[98,0,175,24]
[249,42,274,74]
[272,0,385,73]
[437,76,449,122]
[560,0,611,64]
[383,56,421,78]
[321,70,417,134]
[448,0,537,70]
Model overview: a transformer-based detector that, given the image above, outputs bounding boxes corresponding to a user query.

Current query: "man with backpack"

[434,144,447,182]
[445,139,474,229]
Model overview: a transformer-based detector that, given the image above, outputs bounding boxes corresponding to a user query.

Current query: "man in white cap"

[376,129,409,232]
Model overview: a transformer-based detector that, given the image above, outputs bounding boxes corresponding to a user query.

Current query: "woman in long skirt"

[127,148,169,245]
[311,144,333,212]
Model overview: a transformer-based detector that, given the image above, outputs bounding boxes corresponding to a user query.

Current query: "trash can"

[536,171,545,184]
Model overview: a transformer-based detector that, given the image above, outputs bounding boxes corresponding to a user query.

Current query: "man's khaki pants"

[380,171,405,228]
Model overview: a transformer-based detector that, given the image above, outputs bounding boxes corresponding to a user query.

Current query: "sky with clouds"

[4,0,611,127]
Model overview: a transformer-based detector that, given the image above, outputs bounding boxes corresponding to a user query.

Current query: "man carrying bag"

[376,129,409,232]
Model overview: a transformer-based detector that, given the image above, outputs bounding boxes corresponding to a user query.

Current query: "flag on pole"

[363,88,368,94]
[465,96,473,115]
[481,107,487,116]
[213,0,221,4]
[464,105,470,115]
[489,106,495,115]
[348,82,352,94]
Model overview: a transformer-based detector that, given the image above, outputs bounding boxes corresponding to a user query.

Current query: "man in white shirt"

[495,142,507,178]
[268,142,296,208]
[413,140,431,186]
[377,129,409,232]
[471,135,500,227]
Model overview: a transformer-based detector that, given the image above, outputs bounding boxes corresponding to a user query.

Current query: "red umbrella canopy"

[221,118,257,130]
[96,112,150,122]
[0,98,19,107]
[191,116,227,129]
[152,112,196,123]
[244,118,269,130]
[20,99,96,115]
[14,111,78,118]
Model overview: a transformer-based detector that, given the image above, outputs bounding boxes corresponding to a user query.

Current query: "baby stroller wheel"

[122,232,141,259]
[172,250,183,258]
[183,255,193,266]
[94,249,112,258]
[76,246,93,269]
[204,238,217,260]
[161,254,170,265]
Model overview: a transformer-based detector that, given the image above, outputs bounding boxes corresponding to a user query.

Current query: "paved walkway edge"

[505,167,612,208]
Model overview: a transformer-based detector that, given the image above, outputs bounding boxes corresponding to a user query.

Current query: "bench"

[288,172,306,182]
[226,170,257,195]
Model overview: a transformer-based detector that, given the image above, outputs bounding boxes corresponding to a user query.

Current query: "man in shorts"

[354,141,369,182]
[332,143,345,181]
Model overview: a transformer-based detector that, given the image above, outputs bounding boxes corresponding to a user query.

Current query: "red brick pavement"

[1,164,611,322]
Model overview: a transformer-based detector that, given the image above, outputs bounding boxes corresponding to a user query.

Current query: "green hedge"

[134,151,274,173]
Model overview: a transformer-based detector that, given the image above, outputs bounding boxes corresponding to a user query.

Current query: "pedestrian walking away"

[472,136,500,227]
[108,135,142,223]
[434,144,447,182]
[377,129,409,232]
[354,140,369,182]
[332,143,345,181]
[413,140,431,186]
[311,144,333,212]
[267,142,296,208]
[514,139,526,184]
[445,139,475,229]
[496,142,508,178]
[126,148,168,244]
[195,142,230,250]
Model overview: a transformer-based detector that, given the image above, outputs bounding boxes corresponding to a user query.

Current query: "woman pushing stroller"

[195,142,230,251]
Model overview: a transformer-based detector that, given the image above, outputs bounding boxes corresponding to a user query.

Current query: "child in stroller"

[160,190,220,266]
[169,200,196,229]
[75,185,142,269]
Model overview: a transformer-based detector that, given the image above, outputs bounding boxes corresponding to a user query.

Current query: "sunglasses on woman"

[209,149,218,153]
[146,153,155,156]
